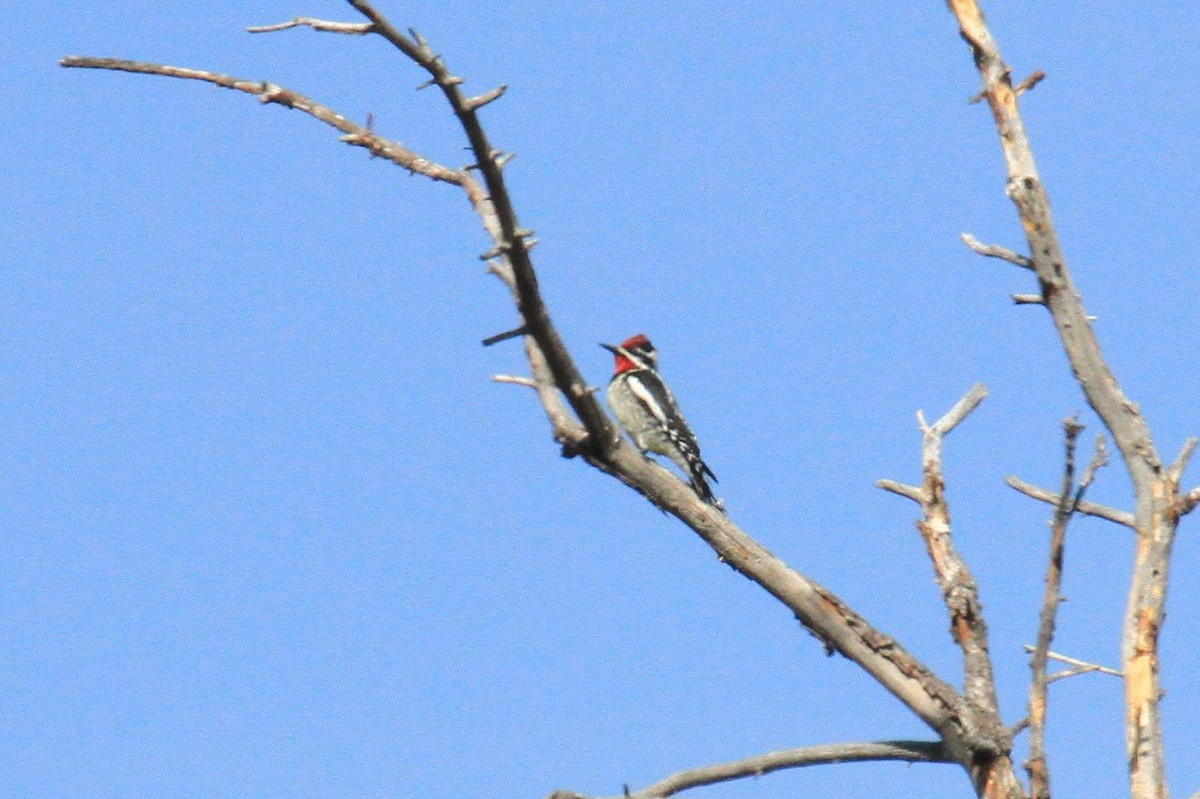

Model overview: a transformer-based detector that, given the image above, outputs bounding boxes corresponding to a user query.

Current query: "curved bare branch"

[550,741,952,799]
[62,6,1051,797]
[60,29,976,786]
[58,56,462,184]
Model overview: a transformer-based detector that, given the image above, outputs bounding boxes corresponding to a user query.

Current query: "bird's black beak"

[600,342,619,354]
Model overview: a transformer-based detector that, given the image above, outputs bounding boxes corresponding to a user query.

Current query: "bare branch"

[1023,646,1122,679]
[521,343,590,457]
[947,0,1162,483]
[58,57,462,184]
[1012,645,1123,739]
[482,325,529,347]
[64,8,1040,792]
[961,233,1034,270]
[339,0,614,450]
[945,5,1179,794]
[1026,416,1084,799]
[492,374,537,388]
[915,386,1002,719]
[876,479,925,504]
[1179,486,1200,516]
[1051,417,1085,522]
[1047,666,1101,683]
[1167,437,1197,484]
[925,382,988,436]
[882,384,1014,790]
[1005,476,1133,528]
[1013,70,1046,96]
[246,17,372,35]
[1078,434,1111,490]
[58,36,606,494]
[464,84,508,111]
[556,741,952,799]
[1012,294,1045,306]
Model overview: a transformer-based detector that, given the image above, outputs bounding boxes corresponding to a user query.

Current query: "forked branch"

[877,384,1016,796]
[63,4,1031,797]
[949,1,1159,479]
[945,4,1185,796]
[881,385,999,705]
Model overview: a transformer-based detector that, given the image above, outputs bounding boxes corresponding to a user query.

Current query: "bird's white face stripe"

[616,345,654,370]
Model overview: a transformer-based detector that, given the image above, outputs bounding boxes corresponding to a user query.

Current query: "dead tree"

[61,2,1196,798]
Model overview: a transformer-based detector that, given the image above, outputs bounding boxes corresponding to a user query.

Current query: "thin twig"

[492,374,537,387]
[1013,70,1046,96]
[924,383,989,436]
[482,325,529,347]
[1023,646,1122,678]
[1012,644,1123,736]
[961,233,1034,270]
[1167,437,1198,484]
[1005,476,1133,528]
[1078,435,1111,491]
[524,343,590,460]
[1048,665,1102,683]
[247,17,373,35]
[464,84,508,111]
[876,479,925,504]
[1179,486,1200,516]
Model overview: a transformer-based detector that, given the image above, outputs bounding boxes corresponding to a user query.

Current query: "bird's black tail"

[689,462,720,508]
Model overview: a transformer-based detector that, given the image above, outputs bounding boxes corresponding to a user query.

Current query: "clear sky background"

[4,2,1199,798]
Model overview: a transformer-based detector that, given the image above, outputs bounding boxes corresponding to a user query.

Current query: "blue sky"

[5,2,1200,798]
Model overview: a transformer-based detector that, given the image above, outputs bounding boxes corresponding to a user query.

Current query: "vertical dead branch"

[1025,420,1102,799]
[914,386,1000,720]
[944,4,1187,797]
[880,384,1026,799]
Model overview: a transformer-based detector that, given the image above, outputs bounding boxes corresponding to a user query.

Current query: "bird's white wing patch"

[627,375,670,424]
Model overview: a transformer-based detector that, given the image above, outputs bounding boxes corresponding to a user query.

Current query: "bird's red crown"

[608,334,655,374]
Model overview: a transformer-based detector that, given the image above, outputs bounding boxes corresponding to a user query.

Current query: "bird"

[601,334,718,504]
